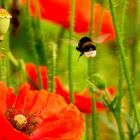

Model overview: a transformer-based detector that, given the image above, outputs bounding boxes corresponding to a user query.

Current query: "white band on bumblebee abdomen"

[84,50,96,58]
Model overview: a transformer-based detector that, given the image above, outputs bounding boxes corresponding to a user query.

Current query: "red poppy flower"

[21,0,115,41]
[0,81,84,140]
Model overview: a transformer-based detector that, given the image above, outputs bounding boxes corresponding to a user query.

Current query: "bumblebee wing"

[60,38,78,46]
[93,34,110,44]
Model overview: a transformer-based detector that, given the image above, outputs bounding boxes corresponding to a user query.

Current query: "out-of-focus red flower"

[0,81,84,140]
[25,63,115,114]
[55,76,115,114]
[21,0,115,41]
[25,63,48,90]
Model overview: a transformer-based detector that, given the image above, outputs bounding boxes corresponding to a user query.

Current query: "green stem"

[8,51,28,84]
[121,0,127,31]
[109,0,140,130]
[8,51,18,67]
[68,0,75,103]
[118,60,123,99]
[117,2,127,139]
[88,1,97,140]
[104,88,112,102]
[131,42,137,85]
[34,0,48,66]
[118,0,127,113]
[131,0,139,84]
[0,39,7,83]
[57,27,65,58]
[104,87,125,140]
[89,0,94,37]
[25,0,43,89]
[48,42,57,93]
[18,59,27,84]
[91,94,97,140]
[88,0,94,79]
[113,110,125,140]
[5,32,10,85]
[85,115,89,140]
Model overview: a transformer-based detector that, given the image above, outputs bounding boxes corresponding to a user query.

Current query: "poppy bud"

[0,8,12,41]
[92,73,106,90]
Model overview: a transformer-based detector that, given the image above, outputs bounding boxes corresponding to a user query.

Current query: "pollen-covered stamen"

[14,114,27,127]
[5,107,38,135]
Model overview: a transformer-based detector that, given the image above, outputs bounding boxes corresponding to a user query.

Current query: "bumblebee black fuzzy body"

[76,36,96,60]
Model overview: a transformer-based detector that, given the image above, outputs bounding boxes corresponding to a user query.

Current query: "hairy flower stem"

[131,0,140,84]
[88,1,97,140]
[34,0,48,66]
[18,59,27,84]
[8,52,18,67]
[8,52,27,84]
[118,60,123,99]
[8,52,31,86]
[91,94,97,140]
[48,42,57,93]
[26,0,43,89]
[118,0,127,95]
[57,27,65,59]
[116,1,127,139]
[117,0,127,127]
[0,40,6,83]
[68,0,75,103]
[85,115,89,140]
[109,0,140,130]
[5,33,10,85]
[113,110,125,140]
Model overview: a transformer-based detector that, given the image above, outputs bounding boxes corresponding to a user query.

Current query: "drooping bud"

[92,73,106,90]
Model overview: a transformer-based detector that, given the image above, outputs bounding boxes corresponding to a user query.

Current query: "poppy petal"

[29,90,67,121]
[75,93,91,114]
[40,66,48,90]
[38,92,67,119]
[26,63,48,90]
[30,104,84,140]
[100,10,116,41]
[55,76,70,103]
[17,84,38,114]
[6,88,16,109]
[0,82,15,114]
[13,84,30,112]
[25,63,38,89]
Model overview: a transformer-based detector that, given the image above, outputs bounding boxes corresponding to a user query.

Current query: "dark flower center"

[5,107,37,135]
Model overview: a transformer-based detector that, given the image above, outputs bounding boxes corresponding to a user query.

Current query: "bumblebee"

[76,36,96,60]
[76,34,110,60]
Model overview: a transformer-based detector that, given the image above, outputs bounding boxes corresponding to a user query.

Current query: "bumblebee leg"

[78,52,84,61]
